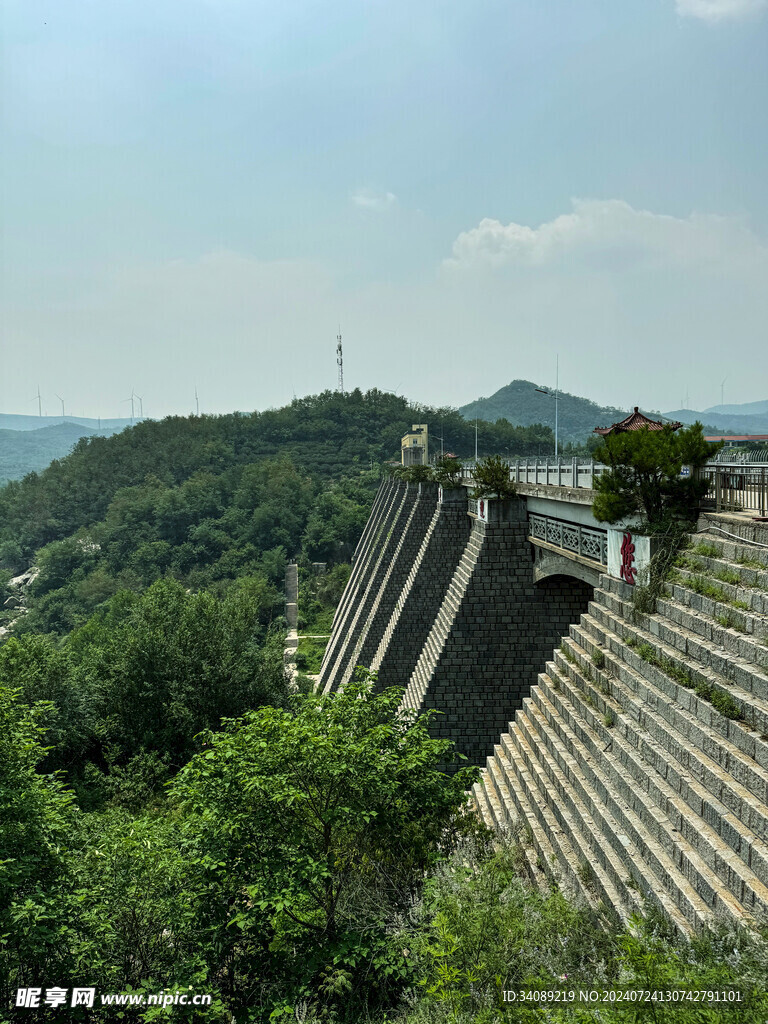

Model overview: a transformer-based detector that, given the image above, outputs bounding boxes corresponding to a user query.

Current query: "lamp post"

[534,356,559,458]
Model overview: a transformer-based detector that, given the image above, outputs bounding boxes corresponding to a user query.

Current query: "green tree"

[301,489,370,562]
[171,676,477,1017]
[433,456,464,487]
[403,464,434,482]
[470,455,517,500]
[72,577,287,777]
[66,810,228,1015]
[0,635,92,776]
[0,685,75,1005]
[592,422,722,528]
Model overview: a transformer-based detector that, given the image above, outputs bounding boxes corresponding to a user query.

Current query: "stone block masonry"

[321,480,412,692]
[331,478,393,632]
[370,486,471,690]
[317,478,399,689]
[475,519,768,934]
[284,562,298,629]
[329,482,423,691]
[403,503,592,769]
[334,481,441,692]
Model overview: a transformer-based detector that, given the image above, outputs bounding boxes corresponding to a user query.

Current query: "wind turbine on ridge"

[122,391,136,425]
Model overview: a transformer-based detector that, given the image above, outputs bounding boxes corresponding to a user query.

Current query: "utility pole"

[474,419,478,462]
[534,355,560,458]
[555,354,559,458]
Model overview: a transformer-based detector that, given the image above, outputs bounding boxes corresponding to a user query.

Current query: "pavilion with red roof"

[594,407,683,436]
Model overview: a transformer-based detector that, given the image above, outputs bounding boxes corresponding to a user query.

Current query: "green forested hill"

[0,422,125,487]
[0,389,553,636]
[459,379,752,444]
[0,389,552,569]
[459,379,629,444]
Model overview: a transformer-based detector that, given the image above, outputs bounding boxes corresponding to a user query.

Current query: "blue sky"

[2,0,767,419]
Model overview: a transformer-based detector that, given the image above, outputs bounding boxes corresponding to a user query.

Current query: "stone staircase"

[370,489,470,688]
[335,484,427,692]
[321,484,413,693]
[402,524,485,713]
[475,523,768,934]
[329,479,392,636]
[353,483,440,682]
[318,480,400,690]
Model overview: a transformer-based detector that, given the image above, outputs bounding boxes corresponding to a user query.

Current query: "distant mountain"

[0,422,124,485]
[703,400,768,417]
[0,414,136,432]
[663,408,768,435]
[459,380,636,445]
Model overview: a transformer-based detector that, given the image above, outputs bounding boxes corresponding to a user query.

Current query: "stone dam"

[318,476,768,935]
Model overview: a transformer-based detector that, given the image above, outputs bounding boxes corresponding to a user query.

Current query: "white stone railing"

[461,457,605,489]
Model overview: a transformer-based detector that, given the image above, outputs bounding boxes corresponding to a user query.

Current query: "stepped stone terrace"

[320,466,768,933]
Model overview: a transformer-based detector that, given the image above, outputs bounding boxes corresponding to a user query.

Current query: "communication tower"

[336,328,344,394]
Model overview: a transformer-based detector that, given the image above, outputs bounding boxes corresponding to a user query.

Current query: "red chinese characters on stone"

[620,531,637,585]
[479,500,485,519]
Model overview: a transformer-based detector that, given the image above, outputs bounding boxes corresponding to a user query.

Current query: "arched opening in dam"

[532,572,595,647]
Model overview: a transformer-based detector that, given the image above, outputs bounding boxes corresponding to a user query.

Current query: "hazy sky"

[2,0,767,420]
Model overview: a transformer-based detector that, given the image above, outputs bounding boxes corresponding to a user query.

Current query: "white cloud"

[675,0,767,22]
[444,198,767,272]
[3,204,767,419]
[351,188,398,211]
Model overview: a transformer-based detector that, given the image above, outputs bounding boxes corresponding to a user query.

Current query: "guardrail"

[459,458,767,516]
[461,457,605,489]
[529,513,607,565]
[709,449,768,465]
[701,465,768,516]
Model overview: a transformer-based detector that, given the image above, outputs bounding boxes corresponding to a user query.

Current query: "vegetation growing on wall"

[470,454,518,500]
[432,455,464,487]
